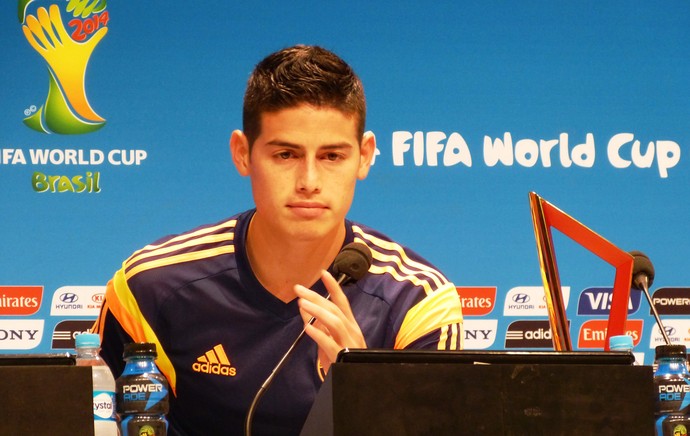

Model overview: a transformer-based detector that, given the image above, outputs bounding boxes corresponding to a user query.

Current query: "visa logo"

[576,287,641,315]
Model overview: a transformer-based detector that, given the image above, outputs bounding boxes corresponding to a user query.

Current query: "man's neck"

[245,216,346,303]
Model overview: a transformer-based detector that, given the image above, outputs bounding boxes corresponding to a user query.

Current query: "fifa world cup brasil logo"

[19,0,108,134]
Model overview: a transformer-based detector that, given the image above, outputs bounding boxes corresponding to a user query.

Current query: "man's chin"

[285,221,340,243]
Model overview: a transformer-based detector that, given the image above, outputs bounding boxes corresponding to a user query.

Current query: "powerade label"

[656,379,690,414]
[655,374,690,435]
[93,390,116,421]
[116,373,169,415]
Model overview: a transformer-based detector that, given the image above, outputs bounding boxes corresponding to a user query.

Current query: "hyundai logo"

[665,326,677,336]
[59,293,79,303]
[512,294,530,304]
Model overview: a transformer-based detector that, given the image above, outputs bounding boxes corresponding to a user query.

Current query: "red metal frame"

[529,192,633,351]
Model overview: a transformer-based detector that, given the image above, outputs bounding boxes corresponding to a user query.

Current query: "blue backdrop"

[2,1,689,364]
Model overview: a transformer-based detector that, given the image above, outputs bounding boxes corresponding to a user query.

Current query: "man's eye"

[324,152,343,161]
[276,151,293,159]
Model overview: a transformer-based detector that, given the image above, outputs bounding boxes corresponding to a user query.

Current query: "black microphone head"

[332,242,373,282]
[629,250,655,289]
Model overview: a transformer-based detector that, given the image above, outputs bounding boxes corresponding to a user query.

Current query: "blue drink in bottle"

[116,342,169,436]
[654,344,690,436]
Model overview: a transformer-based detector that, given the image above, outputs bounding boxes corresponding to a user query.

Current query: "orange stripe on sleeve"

[106,270,146,342]
[92,297,108,337]
[105,268,179,396]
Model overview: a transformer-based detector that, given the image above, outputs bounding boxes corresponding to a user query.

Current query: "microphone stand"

[636,275,671,345]
[243,276,344,436]
[243,241,371,436]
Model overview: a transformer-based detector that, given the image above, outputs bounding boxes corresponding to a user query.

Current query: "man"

[94,45,463,435]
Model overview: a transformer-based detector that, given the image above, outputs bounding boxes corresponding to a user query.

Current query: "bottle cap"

[123,342,158,359]
[609,334,634,351]
[75,333,100,348]
[655,344,687,360]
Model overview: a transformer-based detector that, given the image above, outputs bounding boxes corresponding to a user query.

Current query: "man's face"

[232,104,375,244]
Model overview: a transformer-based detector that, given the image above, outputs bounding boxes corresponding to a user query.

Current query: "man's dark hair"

[242,45,366,147]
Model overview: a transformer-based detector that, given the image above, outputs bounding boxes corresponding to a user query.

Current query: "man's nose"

[296,158,321,193]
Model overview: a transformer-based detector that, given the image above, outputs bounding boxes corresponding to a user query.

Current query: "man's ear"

[357,131,376,180]
[230,130,251,176]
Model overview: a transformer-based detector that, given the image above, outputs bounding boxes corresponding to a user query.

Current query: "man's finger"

[320,270,356,321]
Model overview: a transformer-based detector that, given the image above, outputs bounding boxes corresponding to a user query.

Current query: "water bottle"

[116,342,169,436]
[654,344,690,435]
[75,332,119,436]
[609,334,635,364]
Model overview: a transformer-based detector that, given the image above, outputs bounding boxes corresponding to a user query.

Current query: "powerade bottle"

[116,342,169,436]
[654,344,690,435]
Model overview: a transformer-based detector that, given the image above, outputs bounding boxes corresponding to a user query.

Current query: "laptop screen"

[0,353,76,366]
[336,348,635,365]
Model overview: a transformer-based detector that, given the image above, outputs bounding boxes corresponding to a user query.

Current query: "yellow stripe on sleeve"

[437,325,449,350]
[367,264,435,295]
[394,283,464,349]
[125,245,235,280]
[353,227,449,290]
[449,322,460,350]
[126,219,237,266]
[125,233,234,271]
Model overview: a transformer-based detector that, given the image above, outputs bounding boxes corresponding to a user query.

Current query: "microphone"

[244,242,373,436]
[629,250,670,345]
[332,241,373,282]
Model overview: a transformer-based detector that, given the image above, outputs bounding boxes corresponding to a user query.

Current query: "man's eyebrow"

[320,142,355,150]
[265,140,301,148]
[265,140,355,149]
